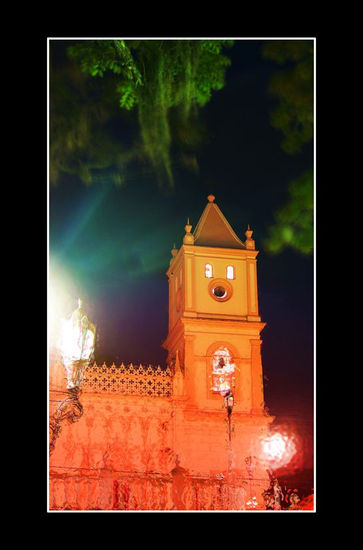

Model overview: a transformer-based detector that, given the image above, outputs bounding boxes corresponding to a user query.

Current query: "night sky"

[49,39,314,431]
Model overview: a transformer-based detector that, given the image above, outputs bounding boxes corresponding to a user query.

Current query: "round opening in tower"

[213,286,227,298]
[208,278,233,302]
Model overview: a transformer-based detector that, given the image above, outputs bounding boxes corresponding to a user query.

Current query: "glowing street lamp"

[49,298,96,455]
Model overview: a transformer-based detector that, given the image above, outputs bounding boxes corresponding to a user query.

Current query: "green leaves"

[117,82,138,110]
[263,40,314,255]
[263,40,313,155]
[263,170,313,255]
[64,39,234,188]
[68,40,143,85]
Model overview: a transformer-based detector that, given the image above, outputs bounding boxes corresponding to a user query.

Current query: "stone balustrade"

[81,362,172,397]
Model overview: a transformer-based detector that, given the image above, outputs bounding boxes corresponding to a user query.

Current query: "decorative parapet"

[49,467,266,510]
[82,362,172,397]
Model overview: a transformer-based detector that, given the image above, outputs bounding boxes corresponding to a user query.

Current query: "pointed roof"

[193,195,245,249]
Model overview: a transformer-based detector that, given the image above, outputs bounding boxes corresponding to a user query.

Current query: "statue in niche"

[210,347,236,396]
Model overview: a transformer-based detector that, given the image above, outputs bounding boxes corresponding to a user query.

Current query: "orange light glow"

[49,196,288,511]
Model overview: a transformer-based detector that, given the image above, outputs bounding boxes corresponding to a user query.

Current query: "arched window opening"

[226,265,234,280]
[205,263,213,278]
[210,347,236,395]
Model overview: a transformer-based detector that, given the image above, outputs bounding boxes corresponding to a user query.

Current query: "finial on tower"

[207,194,215,203]
[170,243,178,262]
[245,225,255,250]
[183,218,194,245]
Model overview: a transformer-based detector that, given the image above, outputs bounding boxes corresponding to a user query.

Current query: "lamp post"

[223,389,234,442]
[245,455,256,504]
[49,298,96,455]
[222,388,234,506]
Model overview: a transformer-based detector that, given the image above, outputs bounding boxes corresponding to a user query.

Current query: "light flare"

[59,314,95,365]
[58,297,96,387]
[259,431,297,469]
[48,260,76,348]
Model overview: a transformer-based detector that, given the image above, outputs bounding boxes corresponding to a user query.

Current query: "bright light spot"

[48,258,78,349]
[259,431,297,469]
[59,315,95,366]
[264,433,287,460]
[246,496,258,509]
[226,265,234,279]
[205,263,213,278]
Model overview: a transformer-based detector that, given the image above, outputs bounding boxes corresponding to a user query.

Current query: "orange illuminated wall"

[49,195,274,511]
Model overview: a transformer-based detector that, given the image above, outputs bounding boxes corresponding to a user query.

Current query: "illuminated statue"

[50,298,96,455]
[211,347,236,395]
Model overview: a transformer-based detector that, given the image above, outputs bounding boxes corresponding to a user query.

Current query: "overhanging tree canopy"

[51,39,234,188]
[262,40,313,255]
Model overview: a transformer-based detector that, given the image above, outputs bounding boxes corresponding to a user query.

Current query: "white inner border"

[47,36,316,514]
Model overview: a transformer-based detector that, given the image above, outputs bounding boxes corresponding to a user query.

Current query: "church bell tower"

[163,195,267,414]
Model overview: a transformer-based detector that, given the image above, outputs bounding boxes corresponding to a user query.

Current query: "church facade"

[49,195,274,511]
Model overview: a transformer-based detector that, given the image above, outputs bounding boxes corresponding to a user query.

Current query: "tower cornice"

[182,243,259,259]
[163,316,266,348]
[181,316,266,333]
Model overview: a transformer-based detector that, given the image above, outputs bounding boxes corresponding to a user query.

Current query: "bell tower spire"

[163,195,266,414]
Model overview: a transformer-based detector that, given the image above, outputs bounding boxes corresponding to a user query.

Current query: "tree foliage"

[264,171,313,255]
[50,57,139,186]
[262,40,313,154]
[51,39,233,187]
[262,40,314,255]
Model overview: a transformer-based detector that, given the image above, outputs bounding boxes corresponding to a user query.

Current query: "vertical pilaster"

[168,274,173,332]
[246,259,259,317]
[250,339,264,414]
[173,352,184,396]
[184,252,194,312]
[184,334,195,403]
